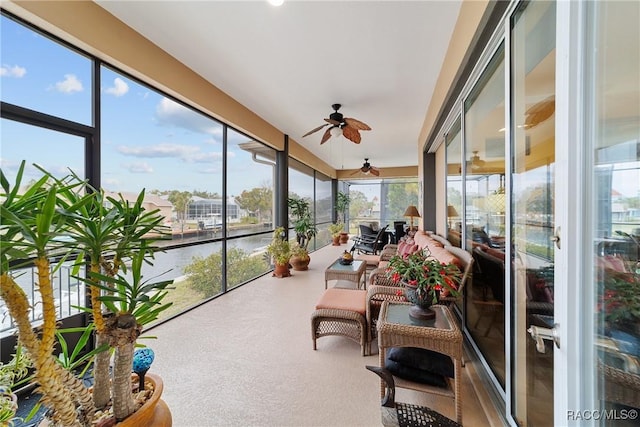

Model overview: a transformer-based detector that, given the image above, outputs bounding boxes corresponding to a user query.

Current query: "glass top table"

[324,259,367,289]
[377,301,463,423]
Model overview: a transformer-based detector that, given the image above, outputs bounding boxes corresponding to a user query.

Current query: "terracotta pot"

[339,232,349,244]
[118,373,171,427]
[39,373,171,427]
[332,235,341,246]
[273,262,291,278]
[290,254,310,271]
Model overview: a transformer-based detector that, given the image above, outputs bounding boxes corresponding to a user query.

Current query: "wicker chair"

[366,365,461,427]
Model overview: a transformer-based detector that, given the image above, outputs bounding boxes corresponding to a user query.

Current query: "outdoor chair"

[352,225,389,255]
[366,365,461,427]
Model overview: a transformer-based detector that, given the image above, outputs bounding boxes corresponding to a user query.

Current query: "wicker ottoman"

[311,288,369,356]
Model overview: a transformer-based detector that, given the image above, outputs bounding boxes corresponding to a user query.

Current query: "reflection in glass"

[589,0,640,418]
[446,118,463,247]
[463,45,506,388]
[511,1,556,425]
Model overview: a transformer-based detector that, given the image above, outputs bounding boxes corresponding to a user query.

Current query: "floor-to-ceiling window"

[315,173,332,248]
[511,1,556,425]
[0,11,288,344]
[464,44,507,388]
[446,118,463,247]
[588,0,640,422]
[346,179,419,244]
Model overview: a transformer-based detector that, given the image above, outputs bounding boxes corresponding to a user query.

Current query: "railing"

[1,263,87,338]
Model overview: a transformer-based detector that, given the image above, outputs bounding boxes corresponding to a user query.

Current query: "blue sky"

[1,15,273,197]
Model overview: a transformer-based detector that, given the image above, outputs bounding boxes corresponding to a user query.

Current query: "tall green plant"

[0,162,93,426]
[287,196,316,250]
[336,191,350,226]
[1,161,173,425]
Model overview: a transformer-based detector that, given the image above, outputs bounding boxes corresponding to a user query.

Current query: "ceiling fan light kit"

[302,103,371,145]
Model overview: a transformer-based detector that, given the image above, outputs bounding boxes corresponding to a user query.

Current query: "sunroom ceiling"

[95,1,462,172]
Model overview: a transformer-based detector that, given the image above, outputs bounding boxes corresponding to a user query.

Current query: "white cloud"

[117,143,223,164]
[117,143,200,159]
[53,74,83,94]
[155,98,223,136]
[103,177,120,187]
[123,162,154,173]
[198,166,223,174]
[105,77,129,97]
[0,64,26,78]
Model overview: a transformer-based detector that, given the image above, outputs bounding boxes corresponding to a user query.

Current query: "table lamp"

[403,205,420,231]
[447,205,459,229]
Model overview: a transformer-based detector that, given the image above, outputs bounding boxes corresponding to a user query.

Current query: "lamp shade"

[447,205,459,218]
[403,205,420,218]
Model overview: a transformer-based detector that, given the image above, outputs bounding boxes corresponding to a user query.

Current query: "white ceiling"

[96,0,462,171]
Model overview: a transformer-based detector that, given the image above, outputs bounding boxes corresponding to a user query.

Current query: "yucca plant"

[0,162,173,425]
[0,162,94,426]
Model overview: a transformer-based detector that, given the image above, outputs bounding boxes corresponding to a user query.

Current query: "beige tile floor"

[148,243,504,426]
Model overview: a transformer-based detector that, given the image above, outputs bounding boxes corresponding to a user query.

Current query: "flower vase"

[403,281,437,320]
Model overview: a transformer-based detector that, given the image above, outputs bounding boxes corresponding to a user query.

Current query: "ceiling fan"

[301,103,371,144]
[469,151,486,170]
[351,158,380,176]
[524,96,555,129]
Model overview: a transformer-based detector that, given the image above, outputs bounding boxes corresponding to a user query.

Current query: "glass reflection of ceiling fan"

[469,151,486,170]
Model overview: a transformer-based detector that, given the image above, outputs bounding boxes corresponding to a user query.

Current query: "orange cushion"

[377,260,389,269]
[315,288,367,315]
[356,254,380,266]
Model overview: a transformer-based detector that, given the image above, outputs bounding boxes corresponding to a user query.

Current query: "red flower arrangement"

[386,248,462,306]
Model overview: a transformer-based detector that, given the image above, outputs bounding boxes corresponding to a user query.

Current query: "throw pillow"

[387,347,454,378]
[384,358,447,388]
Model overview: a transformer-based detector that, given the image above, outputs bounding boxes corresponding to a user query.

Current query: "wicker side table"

[377,301,463,424]
[325,259,367,289]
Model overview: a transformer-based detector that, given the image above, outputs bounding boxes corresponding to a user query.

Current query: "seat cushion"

[315,288,367,316]
[385,356,448,388]
[387,347,454,378]
[356,254,380,266]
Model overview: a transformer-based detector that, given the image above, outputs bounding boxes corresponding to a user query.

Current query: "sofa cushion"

[429,247,462,268]
[385,356,448,388]
[400,243,419,258]
[315,288,367,316]
[387,346,454,378]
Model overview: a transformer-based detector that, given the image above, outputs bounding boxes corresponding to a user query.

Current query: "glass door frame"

[554,0,593,425]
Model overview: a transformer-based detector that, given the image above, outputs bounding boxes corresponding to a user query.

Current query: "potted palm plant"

[328,222,344,246]
[266,227,291,277]
[336,191,350,244]
[0,161,173,426]
[287,196,317,270]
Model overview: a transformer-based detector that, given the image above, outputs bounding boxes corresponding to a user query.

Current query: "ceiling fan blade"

[324,118,341,126]
[302,123,328,138]
[370,168,380,176]
[344,117,371,131]
[319,127,332,144]
[342,125,361,144]
[350,169,361,176]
